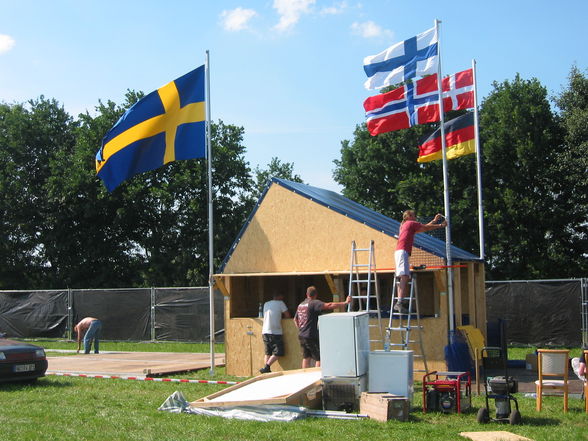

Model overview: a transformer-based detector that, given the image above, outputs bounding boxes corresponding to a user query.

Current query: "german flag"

[417,112,475,163]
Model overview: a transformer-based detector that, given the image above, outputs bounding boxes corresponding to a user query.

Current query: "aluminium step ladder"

[386,275,429,374]
[347,240,384,350]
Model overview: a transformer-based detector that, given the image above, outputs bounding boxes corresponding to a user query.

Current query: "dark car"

[0,338,48,383]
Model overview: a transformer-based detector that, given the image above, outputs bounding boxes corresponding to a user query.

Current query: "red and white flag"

[441,68,474,111]
[364,68,474,136]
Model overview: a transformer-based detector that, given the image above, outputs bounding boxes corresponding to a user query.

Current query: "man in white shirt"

[259,293,291,374]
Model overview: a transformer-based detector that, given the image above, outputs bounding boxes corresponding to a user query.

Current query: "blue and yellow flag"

[96,65,206,191]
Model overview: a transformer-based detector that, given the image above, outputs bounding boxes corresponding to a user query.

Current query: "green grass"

[509,346,585,360]
[1,342,585,441]
[0,373,586,441]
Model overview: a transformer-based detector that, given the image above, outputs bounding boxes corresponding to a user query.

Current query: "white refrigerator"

[318,312,369,377]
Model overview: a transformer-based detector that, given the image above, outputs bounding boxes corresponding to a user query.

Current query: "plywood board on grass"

[460,432,534,441]
[190,368,322,409]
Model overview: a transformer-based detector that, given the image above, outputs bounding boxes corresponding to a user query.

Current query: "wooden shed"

[214,178,485,377]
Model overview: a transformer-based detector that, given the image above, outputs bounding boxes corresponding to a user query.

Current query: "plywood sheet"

[460,432,533,441]
[208,370,321,402]
[190,368,322,408]
[47,352,224,376]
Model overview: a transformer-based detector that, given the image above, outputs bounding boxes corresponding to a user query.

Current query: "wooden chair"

[457,325,485,395]
[535,349,569,412]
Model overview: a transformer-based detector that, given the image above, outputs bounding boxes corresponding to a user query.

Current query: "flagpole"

[205,50,216,376]
[435,19,455,332]
[472,59,485,260]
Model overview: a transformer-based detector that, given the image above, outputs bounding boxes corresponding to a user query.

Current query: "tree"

[551,66,588,275]
[479,74,562,279]
[0,97,77,288]
[0,91,256,289]
[252,157,303,197]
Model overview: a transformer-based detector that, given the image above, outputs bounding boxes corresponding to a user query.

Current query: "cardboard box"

[359,392,410,422]
[525,353,537,371]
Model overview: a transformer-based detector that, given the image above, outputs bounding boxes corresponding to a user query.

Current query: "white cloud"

[320,1,347,15]
[350,21,392,39]
[272,0,315,32]
[220,7,258,32]
[0,34,15,54]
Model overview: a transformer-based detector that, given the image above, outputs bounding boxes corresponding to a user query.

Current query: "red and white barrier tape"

[47,372,238,385]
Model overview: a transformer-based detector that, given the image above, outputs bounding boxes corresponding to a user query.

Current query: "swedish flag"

[96,66,206,192]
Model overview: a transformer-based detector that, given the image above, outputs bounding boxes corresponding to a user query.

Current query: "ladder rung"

[353,248,372,252]
[388,343,407,347]
[388,326,421,331]
[352,263,370,268]
[351,280,374,284]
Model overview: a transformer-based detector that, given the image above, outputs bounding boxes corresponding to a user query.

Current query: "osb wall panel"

[225,316,306,376]
[226,315,449,377]
[223,184,443,274]
[475,264,487,339]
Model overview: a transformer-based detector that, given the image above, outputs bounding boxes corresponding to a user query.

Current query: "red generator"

[423,371,471,413]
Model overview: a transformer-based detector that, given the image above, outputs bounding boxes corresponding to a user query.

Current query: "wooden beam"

[213,276,230,297]
[467,262,477,328]
[324,273,337,295]
[453,265,463,326]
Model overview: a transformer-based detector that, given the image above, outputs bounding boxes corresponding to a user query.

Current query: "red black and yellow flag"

[417,112,475,163]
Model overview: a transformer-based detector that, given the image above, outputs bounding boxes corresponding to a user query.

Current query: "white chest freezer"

[318,312,369,377]
[368,350,414,399]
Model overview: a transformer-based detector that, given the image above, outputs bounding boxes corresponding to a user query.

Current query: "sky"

[0,0,586,192]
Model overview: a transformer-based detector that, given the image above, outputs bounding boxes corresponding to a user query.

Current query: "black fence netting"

[0,287,224,342]
[0,290,68,338]
[154,287,224,341]
[486,280,582,347]
[73,289,151,341]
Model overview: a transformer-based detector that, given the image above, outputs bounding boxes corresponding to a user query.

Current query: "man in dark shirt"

[293,285,351,368]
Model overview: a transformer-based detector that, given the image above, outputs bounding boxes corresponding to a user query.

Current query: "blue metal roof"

[218,177,481,273]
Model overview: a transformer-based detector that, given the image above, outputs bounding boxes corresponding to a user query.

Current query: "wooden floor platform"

[47,352,225,377]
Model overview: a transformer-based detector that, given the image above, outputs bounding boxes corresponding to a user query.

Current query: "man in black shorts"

[259,293,290,374]
[294,285,351,368]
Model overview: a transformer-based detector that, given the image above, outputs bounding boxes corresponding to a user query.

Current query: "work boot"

[259,365,271,374]
[393,299,410,314]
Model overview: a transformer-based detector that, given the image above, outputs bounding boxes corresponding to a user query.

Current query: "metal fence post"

[150,287,156,341]
[67,288,73,340]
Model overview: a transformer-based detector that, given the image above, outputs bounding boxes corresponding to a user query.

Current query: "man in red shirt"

[394,210,447,313]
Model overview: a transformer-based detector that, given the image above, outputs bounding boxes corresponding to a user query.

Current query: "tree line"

[0,67,585,289]
[0,90,300,289]
[334,66,588,280]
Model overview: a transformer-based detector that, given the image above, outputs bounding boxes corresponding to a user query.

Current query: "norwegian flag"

[364,68,474,136]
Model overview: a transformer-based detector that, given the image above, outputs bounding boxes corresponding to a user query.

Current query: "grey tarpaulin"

[158,391,307,422]
[486,280,582,346]
[0,290,67,338]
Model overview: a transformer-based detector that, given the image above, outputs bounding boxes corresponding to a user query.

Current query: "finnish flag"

[363,26,439,90]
